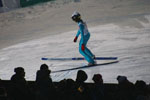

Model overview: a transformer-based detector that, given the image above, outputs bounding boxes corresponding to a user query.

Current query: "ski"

[41,57,118,61]
[52,60,119,73]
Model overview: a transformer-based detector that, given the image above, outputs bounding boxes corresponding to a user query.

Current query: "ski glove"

[73,36,78,42]
[81,44,85,51]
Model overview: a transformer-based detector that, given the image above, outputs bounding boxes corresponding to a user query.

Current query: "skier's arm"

[73,36,78,42]
[76,30,80,37]
[73,30,80,42]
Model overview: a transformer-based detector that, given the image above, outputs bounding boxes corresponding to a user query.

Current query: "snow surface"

[0,0,150,83]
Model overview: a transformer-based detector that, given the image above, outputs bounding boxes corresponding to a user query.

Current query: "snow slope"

[0,0,150,83]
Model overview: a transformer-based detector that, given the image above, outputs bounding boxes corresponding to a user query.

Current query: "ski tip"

[41,58,47,60]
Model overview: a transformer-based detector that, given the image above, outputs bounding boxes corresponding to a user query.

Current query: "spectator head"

[14,67,25,77]
[135,80,147,90]
[66,79,75,90]
[92,74,103,84]
[40,64,51,75]
[117,75,127,84]
[40,64,49,70]
[76,70,88,83]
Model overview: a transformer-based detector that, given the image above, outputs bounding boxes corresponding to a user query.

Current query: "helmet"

[71,11,81,22]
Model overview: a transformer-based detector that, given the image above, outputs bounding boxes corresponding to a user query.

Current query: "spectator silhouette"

[116,75,135,100]
[10,67,34,100]
[92,74,103,84]
[36,64,56,100]
[0,79,7,100]
[135,80,149,100]
[57,78,78,100]
[117,75,134,89]
[91,74,105,100]
[0,87,7,100]
[75,70,92,100]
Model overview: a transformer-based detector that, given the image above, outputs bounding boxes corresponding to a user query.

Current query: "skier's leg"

[84,47,95,58]
[84,34,95,58]
[79,44,94,64]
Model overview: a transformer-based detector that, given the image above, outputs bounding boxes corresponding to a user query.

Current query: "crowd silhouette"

[0,64,150,100]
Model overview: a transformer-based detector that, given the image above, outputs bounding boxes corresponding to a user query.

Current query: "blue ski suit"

[76,21,94,64]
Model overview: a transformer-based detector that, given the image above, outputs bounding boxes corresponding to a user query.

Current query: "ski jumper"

[76,21,95,64]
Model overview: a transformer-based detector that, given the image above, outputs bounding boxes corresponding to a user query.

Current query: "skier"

[71,11,96,66]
